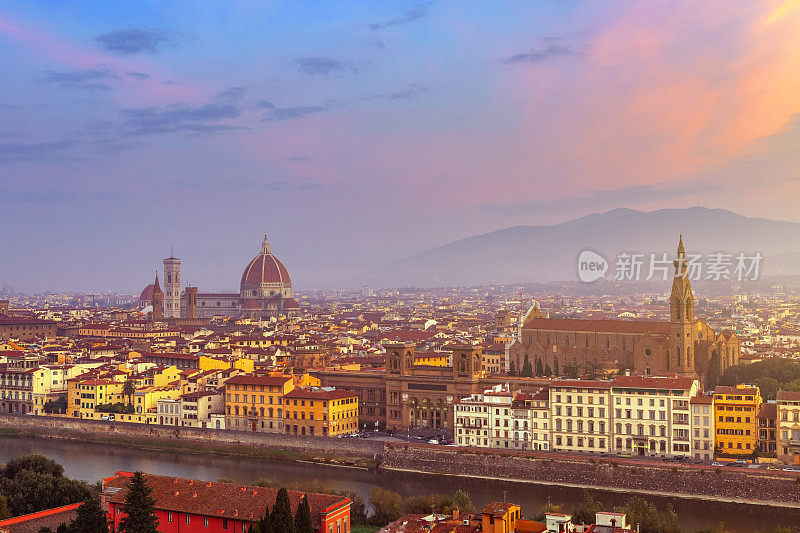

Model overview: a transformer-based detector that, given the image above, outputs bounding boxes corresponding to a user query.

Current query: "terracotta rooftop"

[103,472,348,526]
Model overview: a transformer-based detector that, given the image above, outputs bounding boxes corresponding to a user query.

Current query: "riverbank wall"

[381,444,800,507]
[0,414,383,467]
[3,415,800,507]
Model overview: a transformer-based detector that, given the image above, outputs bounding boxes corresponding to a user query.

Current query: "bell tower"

[163,253,181,319]
[669,235,695,374]
[151,274,164,322]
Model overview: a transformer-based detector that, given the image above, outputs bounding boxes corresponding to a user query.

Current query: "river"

[0,436,797,532]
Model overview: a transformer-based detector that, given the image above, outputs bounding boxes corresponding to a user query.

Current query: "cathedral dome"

[139,284,155,302]
[240,235,291,286]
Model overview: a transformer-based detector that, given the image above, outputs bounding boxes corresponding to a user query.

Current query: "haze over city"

[2,1,800,292]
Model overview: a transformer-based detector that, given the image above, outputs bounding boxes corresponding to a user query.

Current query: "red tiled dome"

[241,236,291,286]
[139,284,154,302]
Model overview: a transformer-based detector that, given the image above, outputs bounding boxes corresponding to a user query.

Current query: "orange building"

[283,387,359,437]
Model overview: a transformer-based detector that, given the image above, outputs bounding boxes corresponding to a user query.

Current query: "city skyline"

[2,1,800,292]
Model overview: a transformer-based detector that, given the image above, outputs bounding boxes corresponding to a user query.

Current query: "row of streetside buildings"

[454,378,800,465]
[0,349,359,439]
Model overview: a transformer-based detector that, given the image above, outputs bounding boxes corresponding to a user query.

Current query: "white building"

[550,380,611,454]
[609,376,698,458]
[690,395,715,460]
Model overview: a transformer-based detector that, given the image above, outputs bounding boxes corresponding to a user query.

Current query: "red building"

[102,472,351,533]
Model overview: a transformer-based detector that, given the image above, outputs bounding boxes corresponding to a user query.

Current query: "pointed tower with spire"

[669,235,696,375]
[151,273,164,322]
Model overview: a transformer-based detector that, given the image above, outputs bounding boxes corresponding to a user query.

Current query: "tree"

[617,496,680,533]
[544,363,552,377]
[706,350,722,391]
[532,499,563,521]
[452,489,475,515]
[564,361,580,379]
[508,361,516,376]
[343,491,367,526]
[535,358,544,376]
[0,455,92,516]
[119,472,159,533]
[43,396,67,415]
[123,379,136,406]
[0,493,12,520]
[294,495,313,533]
[368,486,402,525]
[571,492,602,525]
[67,495,108,533]
[521,355,534,378]
[553,357,560,376]
[2,455,64,479]
[271,487,295,533]
[582,361,602,380]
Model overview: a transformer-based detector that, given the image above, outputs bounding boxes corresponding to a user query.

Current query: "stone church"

[508,236,740,386]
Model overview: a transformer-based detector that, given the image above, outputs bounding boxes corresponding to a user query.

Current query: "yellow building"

[481,502,521,533]
[224,374,295,432]
[282,387,359,437]
[76,379,125,419]
[713,384,761,456]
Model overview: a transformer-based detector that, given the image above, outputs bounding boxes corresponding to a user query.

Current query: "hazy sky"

[1,1,799,293]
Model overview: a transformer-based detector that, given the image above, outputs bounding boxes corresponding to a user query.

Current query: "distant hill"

[360,207,800,287]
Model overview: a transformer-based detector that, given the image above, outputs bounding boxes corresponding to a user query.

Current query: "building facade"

[509,237,740,386]
[713,384,762,456]
[777,390,800,465]
[103,472,351,533]
[163,256,181,319]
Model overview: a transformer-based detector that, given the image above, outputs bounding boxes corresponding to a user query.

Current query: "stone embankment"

[0,414,383,466]
[3,415,799,506]
[381,444,800,507]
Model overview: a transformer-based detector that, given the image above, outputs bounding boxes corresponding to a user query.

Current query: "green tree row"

[719,359,800,400]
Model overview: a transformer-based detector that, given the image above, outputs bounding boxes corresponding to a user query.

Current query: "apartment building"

[282,387,359,437]
[610,376,697,458]
[690,395,715,460]
[224,374,294,432]
[776,390,800,465]
[454,385,506,448]
[455,385,550,450]
[713,384,761,456]
[550,380,611,454]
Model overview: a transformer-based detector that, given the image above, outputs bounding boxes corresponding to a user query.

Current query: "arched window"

[606,337,610,348]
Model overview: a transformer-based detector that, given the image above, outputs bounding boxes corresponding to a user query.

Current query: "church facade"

[509,237,740,386]
[140,235,300,321]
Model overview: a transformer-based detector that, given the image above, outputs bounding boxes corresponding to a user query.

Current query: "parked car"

[711,461,724,467]
[782,466,800,472]
[766,464,782,470]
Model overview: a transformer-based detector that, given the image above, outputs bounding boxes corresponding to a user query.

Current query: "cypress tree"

[294,494,314,533]
[270,488,295,533]
[68,495,108,533]
[119,472,159,533]
[535,358,544,376]
[544,363,552,376]
[521,354,533,377]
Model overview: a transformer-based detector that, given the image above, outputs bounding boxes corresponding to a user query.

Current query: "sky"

[1,0,800,293]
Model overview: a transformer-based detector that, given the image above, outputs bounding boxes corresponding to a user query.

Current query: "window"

[205,516,210,527]
[168,512,173,522]
[186,514,191,524]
